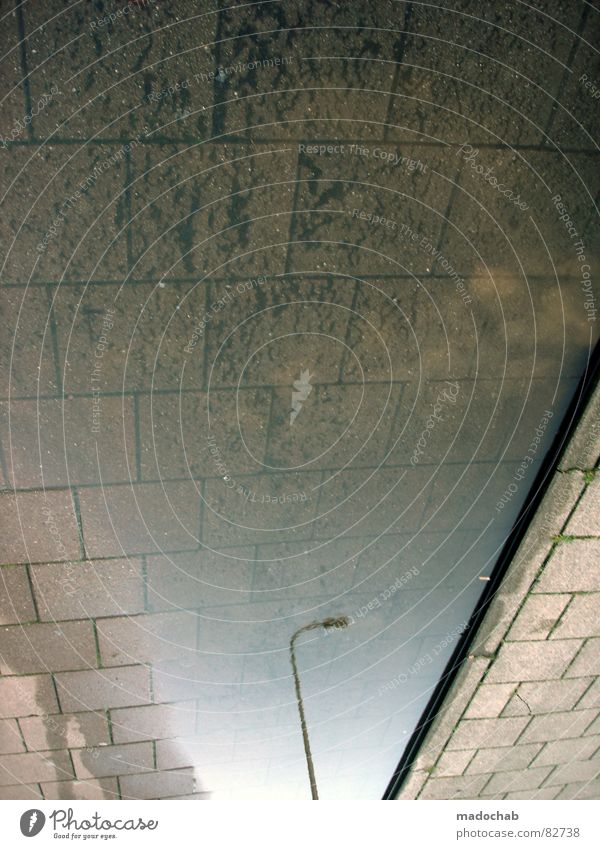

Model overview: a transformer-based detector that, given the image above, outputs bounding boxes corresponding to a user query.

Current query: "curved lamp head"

[321,616,351,631]
[291,615,351,644]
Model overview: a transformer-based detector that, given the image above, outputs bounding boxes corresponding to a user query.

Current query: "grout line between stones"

[383,2,413,142]
[70,486,88,561]
[133,392,143,482]
[14,0,34,142]
[542,3,590,143]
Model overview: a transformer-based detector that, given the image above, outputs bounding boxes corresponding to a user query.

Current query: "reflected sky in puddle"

[0,0,599,801]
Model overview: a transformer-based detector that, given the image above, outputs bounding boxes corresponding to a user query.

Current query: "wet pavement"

[0,0,599,799]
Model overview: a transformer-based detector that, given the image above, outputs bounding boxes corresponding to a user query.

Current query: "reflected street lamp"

[289,616,350,800]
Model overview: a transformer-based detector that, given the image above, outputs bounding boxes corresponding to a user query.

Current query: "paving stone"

[289,147,454,281]
[392,379,551,466]
[215,4,398,145]
[111,703,197,744]
[96,611,197,667]
[131,142,295,281]
[138,389,270,481]
[0,12,31,149]
[549,27,600,149]
[467,473,585,660]
[564,639,600,678]
[0,396,137,488]
[559,385,600,470]
[0,286,59,397]
[550,594,600,640]
[200,278,356,390]
[483,766,553,796]
[583,713,600,737]
[202,469,321,547]
[395,769,428,800]
[476,383,556,464]
[41,777,119,800]
[465,744,542,775]
[53,282,206,394]
[443,149,600,289]
[506,594,571,641]
[145,548,255,612]
[433,749,474,777]
[19,711,109,752]
[27,0,219,141]
[486,639,582,684]
[151,656,245,703]
[566,477,600,536]
[120,768,197,799]
[532,735,600,767]
[54,666,151,713]
[446,717,530,751]
[0,719,24,754]
[162,792,209,800]
[0,620,97,675]
[0,490,81,566]
[410,463,513,537]
[270,533,391,596]
[534,541,600,594]
[418,774,489,800]
[519,710,598,744]
[502,679,592,716]
[0,750,74,786]
[0,145,128,283]
[152,739,192,771]
[478,793,508,800]
[545,757,600,786]
[576,678,600,710]
[78,482,200,558]
[409,657,492,775]
[0,675,59,718]
[72,742,154,780]
[266,380,400,472]
[0,566,37,625]
[504,787,560,800]
[556,778,600,800]
[30,558,145,621]
[0,784,44,800]
[390,2,572,147]
[465,684,527,719]
[311,464,432,542]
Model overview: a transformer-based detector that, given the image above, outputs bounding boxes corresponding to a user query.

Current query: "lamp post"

[289,616,350,800]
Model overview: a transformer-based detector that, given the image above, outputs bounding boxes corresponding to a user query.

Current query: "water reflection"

[0,0,598,801]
